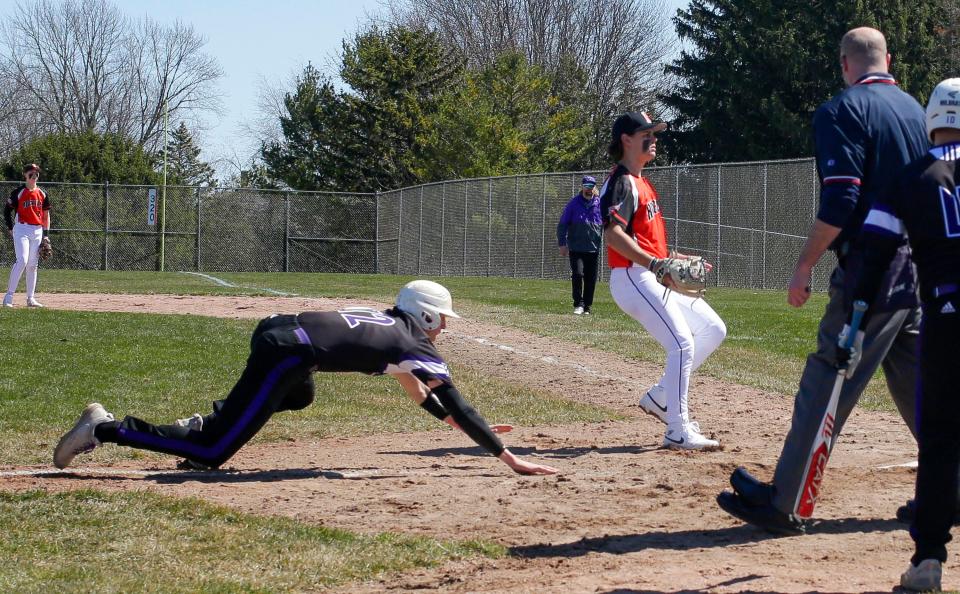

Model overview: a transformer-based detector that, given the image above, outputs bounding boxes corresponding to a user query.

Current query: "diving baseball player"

[53,280,559,476]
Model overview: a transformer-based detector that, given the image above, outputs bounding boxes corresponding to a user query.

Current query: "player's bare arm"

[788,219,841,307]
[393,372,556,475]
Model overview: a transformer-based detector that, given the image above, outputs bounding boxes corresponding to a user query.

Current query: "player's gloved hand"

[835,323,865,379]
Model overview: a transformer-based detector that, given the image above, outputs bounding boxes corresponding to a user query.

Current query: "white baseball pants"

[6,222,43,301]
[609,266,726,426]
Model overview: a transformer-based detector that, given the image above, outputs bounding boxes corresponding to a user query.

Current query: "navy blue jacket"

[557,192,602,253]
[813,72,928,253]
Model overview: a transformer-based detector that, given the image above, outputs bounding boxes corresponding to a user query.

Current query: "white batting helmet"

[926,78,960,141]
[396,280,461,331]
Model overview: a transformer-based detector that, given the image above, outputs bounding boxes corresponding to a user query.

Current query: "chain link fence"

[0,157,835,290]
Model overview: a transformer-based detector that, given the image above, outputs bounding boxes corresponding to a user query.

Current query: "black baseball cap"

[611,111,668,140]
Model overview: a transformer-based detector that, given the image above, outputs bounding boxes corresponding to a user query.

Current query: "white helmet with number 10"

[396,280,461,331]
[926,78,960,142]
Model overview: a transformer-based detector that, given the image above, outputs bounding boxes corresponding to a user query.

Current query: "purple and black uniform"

[94,308,504,468]
[852,142,960,565]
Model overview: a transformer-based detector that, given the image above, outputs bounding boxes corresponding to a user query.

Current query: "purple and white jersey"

[297,307,452,384]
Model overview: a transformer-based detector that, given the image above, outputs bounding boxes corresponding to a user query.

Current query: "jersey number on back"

[338,307,396,328]
[940,186,960,238]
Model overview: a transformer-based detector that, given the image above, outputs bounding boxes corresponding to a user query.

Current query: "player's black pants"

[569,251,599,309]
[912,295,960,564]
[101,314,316,469]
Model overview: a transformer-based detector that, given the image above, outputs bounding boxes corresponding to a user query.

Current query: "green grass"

[0,489,503,593]
[0,309,620,466]
[30,270,889,408]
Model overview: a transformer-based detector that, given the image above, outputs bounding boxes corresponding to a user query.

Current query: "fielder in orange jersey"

[599,111,727,450]
[3,163,51,308]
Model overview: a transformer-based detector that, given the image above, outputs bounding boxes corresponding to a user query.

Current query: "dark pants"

[569,251,599,309]
[771,266,919,515]
[105,315,316,468]
[912,296,960,564]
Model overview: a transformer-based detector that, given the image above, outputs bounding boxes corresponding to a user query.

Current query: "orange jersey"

[598,164,668,268]
[5,186,49,228]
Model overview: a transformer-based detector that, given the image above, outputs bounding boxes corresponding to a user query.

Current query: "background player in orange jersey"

[3,163,51,308]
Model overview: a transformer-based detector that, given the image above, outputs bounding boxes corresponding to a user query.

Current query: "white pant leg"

[610,267,694,426]
[674,293,726,372]
[7,224,41,299]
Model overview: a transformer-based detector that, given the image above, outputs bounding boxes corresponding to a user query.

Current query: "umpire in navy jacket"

[557,175,603,315]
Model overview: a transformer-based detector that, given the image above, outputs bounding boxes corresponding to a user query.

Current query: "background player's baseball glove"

[38,237,52,261]
[651,256,707,297]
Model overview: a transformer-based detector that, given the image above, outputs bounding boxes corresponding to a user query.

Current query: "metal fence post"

[374,191,380,274]
[195,187,201,271]
[487,178,492,277]
[762,163,768,289]
[716,165,722,287]
[397,189,403,274]
[418,186,423,274]
[540,175,546,279]
[284,193,290,273]
[102,181,109,270]
[513,176,519,277]
[674,167,680,252]
[440,183,446,275]
[462,183,468,276]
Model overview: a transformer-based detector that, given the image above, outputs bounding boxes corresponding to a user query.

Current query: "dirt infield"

[0,293,937,592]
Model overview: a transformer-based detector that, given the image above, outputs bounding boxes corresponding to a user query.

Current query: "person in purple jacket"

[557,175,603,315]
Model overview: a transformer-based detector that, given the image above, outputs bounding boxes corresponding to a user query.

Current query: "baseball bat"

[793,299,868,519]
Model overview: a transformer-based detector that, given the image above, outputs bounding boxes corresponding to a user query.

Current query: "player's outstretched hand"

[490,424,513,434]
[499,449,559,475]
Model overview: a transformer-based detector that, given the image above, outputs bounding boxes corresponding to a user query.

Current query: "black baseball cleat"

[720,466,806,535]
[896,498,960,526]
[730,466,774,506]
[717,491,807,536]
[176,458,213,471]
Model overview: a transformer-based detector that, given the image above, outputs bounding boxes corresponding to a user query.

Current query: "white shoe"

[573,306,584,315]
[639,390,668,424]
[174,413,203,431]
[53,403,115,469]
[662,421,719,451]
[2,294,12,308]
[26,299,43,308]
[901,559,942,591]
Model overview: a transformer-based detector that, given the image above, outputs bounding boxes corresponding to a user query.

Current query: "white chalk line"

[180,272,297,297]
[445,330,622,382]
[0,467,411,480]
[179,276,615,383]
[876,460,917,470]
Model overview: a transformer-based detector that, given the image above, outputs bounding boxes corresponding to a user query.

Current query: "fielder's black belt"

[929,283,960,300]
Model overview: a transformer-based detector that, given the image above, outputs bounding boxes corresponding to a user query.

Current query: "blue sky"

[0,0,689,176]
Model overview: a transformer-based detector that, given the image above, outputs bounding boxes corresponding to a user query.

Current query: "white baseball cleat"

[174,413,203,431]
[639,390,668,424]
[53,403,115,469]
[900,559,942,592]
[573,306,584,315]
[662,421,719,451]
[2,294,12,308]
[26,299,44,308]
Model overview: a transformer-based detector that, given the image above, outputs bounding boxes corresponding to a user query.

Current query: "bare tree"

[386,0,676,164]
[0,0,222,153]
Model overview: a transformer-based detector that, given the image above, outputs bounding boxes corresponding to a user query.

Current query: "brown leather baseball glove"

[650,256,708,297]
[39,237,52,261]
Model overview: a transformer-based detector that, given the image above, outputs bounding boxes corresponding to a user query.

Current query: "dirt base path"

[0,293,933,593]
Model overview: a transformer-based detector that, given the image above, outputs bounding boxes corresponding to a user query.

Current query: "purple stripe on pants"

[117,355,303,460]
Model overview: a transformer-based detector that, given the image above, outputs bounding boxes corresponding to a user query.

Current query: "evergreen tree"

[2,130,160,184]
[662,0,950,163]
[423,52,593,178]
[164,122,217,187]
[261,63,359,191]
